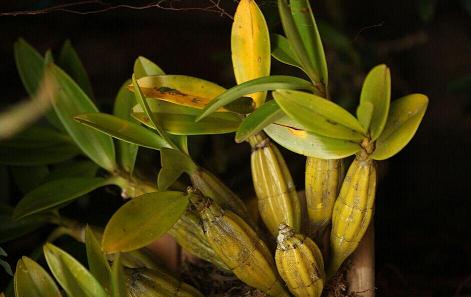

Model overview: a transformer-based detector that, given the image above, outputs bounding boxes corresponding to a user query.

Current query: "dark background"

[0,0,470,296]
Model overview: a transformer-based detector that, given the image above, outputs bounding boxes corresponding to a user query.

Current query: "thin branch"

[0,0,234,19]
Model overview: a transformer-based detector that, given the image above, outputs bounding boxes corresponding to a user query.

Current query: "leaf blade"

[74,113,170,150]
[231,0,271,106]
[235,100,284,143]
[102,191,189,253]
[14,256,62,297]
[197,75,314,121]
[43,243,108,297]
[133,56,165,79]
[58,40,94,99]
[273,89,366,140]
[358,64,391,140]
[13,177,114,220]
[49,64,117,171]
[85,226,111,293]
[264,118,361,159]
[371,94,428,160]
[113,80,139,174]
[0,127,80,166]
[290,0,328,85]
[271,34,301,68]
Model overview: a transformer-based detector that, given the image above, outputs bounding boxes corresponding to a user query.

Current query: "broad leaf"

[133,110,241,135]
[14,39,63,130]
[43,243,108,297]
[231,0,271,106]
[0,127,80,166]
[273,90,366,140]
[14,256,62,297]
[133,57,183,153]
[131,75,176,150]
[290,0,328,85]
[0,213,52,244]
[158,148,197,191]
[358,64,391,140]
[58,40,94,99]
[102,191,190,253]
[11,166,49,194]
[278,0,318,84]
[356,101,374,132]
[132,75,224,109]
[264,117,361,159]
[49,64,117,171]
[13,177,116,220]
[371,94,428,160]
[133,56,165,79]
[45,160,98,183]
[110,255,126,297]
[74,113,170,150]
[85,227,111,292]
[113,81,139,174]
[271,34,301,68]
[197,75,314,121]
[235,100,284,143]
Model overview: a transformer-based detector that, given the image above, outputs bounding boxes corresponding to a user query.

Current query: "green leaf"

[231,0,271,106]
[102,191,190,253]
[13,177,116,220]
[85,226,111,293]
[14,256,62,297]
[358,64,391,140]
[113,81,139,174]
[132,75,176,150]
[58,40,94,99]
[49,64,117,171]
[45,160,98,183]
[132,59,189,153]
[197,75,314,121]
[264,117,361,159]
[43,243,108,297]
[110,255,126,297]
[235,100,284,143]
[0,213,52,244]
[74,113,170,150]
[14,39,63,131]
[356,101,374,132]
[273,90,366,140]
[278,0,318,84]
[271,34,301,68]
[133,110,242,135]
[289,0,328,85]
[11,166,49,194]
[371,94,428,160]
[133,56,165,79]
[158,148,197,191]
[0,127,80,166]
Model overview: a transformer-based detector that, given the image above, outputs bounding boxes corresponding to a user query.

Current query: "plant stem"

[347,220,375,297]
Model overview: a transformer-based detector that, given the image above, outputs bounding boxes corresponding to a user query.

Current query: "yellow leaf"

[231,0,271,107]
[129,75,229,111]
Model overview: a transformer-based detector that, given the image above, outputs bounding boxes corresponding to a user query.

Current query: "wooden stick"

[347,220,375,296]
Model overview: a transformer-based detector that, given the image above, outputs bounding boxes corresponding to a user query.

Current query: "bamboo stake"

[347,220,375,296]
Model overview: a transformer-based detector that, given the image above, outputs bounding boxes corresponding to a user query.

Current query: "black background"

[0,0,470,295]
